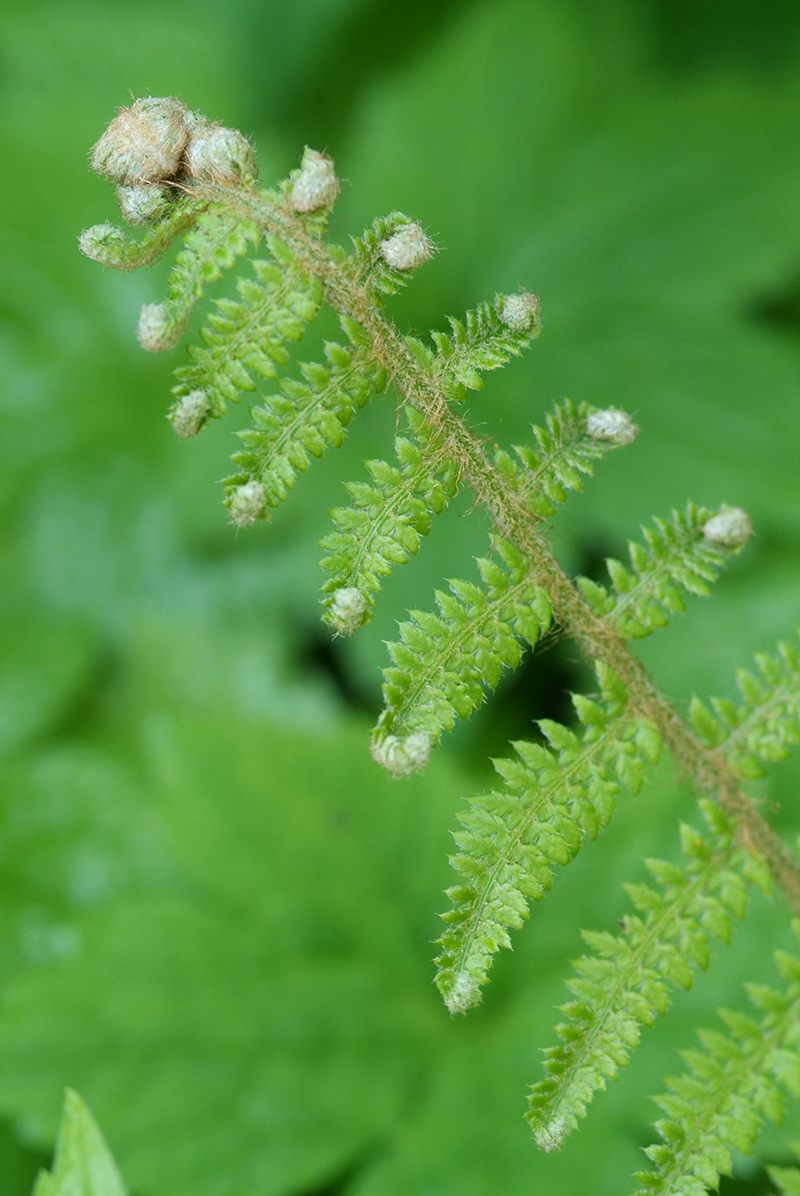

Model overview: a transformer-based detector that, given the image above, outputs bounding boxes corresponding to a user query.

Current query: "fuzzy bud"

[78,222,126,265]
[184,121,257,185]
[116,183,171,226]
[585,407,638,446]
[290,149,340,213]
[443,971,480,1016]
[136,302,178,353]
[91,97,190,184]
[498,291,541,334]
[370,732,430,778]
[533,1116,567,1154]
[702,504,752,549]
[379,223,434,271]
[228,480,267,527]
[329,586,368,635]
[169,390,212,438]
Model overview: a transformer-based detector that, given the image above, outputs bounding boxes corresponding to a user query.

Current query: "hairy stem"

[200,181,800,912]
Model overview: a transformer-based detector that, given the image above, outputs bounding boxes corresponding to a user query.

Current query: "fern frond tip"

[498,290,541,336]
[290,148,340,213]
[532,1114,568,1153]
[137,301,180,352]
[585,406,638,446]
[328,586,369,635]
[370,731,431,777]
[169,388,212,437]
[701,504,752,550]
[379,222,435,271]
[440,968,483,1016]
[228,480,268,527]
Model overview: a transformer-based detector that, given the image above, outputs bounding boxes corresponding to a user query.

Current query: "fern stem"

[200,180,800,913]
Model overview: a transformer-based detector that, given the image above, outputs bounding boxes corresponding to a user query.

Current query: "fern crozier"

[137,302,177,352]
[116,183,171,226]
[379,222,434,270]
[371,732,431,777]
[329,586,369,635]
[185,121,257,185]
[498,291,541,334]
[91,96,189,184]
[585,407,638,445]
[228,480,268,526]
[702,504,752,549]
[169,389,212,437]
[290,149,340,213]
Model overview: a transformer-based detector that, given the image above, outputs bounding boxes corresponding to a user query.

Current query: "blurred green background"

[0,1,800,1193]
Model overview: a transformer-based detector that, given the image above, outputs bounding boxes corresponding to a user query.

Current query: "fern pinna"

[81,97,800,1193]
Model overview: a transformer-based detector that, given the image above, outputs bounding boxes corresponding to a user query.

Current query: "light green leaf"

[32,1090,126,1196]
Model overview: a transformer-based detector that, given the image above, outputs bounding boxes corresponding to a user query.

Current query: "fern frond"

[168,245,322,430]
[689,635,800,780]
[632,935,800,1196]
[435,663,662,1014]
[351,212,435,295]
[222,329,387,525]
[491,400,637,522]
[136,205,260,352]
[577,504,749,640]
[428,294,541,402]
[527,799,771,1151]
[320,408,459,633]
[371,541,552,774]
[78,199,202,271]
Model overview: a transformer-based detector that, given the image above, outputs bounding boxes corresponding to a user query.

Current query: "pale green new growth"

[321,408,459,631]
[78,200,201,272]
[372,540,552,771]
[32,1090,127,1196]
[80,98,800,1185]
[577,503,750,640]
[689,635,800,779]
[137,208,259,352]
[494,398,633,521]
[223,320,386,523]
[633,931,800,1196]
[527,800,770,1150]
[170,247,322,429]
[436,663,662,1014]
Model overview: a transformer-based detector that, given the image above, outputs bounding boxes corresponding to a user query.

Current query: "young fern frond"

[222,330,387,525]
[578,503,752,640]
[689,634,800,779]
[80,98,800,1179]
[78,198,203,271]
[371,541,553,776]
[435,662,662,1014]
[494,399,637,522]
[169,248,322,431]
[527,799,770,1152]
[137,207,260,352]
[320,408,459,633]
[428,294,542,401]
[351,212,436,295]
[633,933,800,1196]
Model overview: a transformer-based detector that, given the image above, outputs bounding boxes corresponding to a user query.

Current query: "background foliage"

[1,1,800,1192]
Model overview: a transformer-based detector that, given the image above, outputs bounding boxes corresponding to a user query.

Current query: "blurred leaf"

[32,1089,126,1196]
